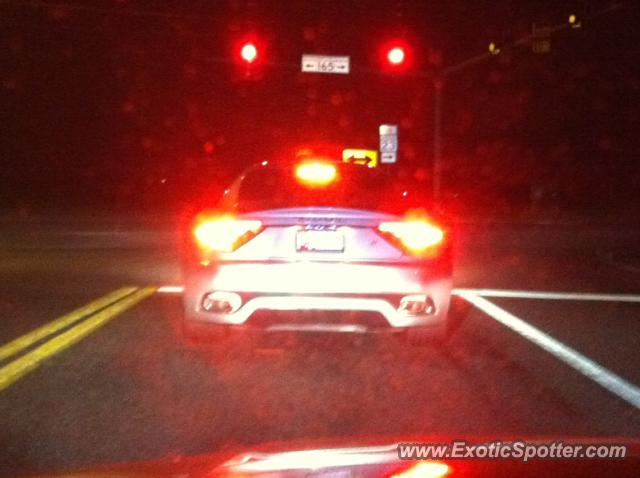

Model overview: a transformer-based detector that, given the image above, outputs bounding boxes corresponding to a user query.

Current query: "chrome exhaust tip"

[398,294,436,316]
[201,291,242,314]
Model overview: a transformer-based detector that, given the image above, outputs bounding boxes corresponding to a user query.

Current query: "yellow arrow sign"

[342,149,378,167]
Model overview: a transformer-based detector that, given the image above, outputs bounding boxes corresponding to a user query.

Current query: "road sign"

[379,124,398,136]
[342,149,378,167]
[531,24,551,54]
[379,124,398,163]
[380,135,398,153]
[380,152,397,164]
[301,55,350,74]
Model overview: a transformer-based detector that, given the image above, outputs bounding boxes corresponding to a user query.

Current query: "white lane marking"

[454,288,640,303]
[157,285,184,294]
[456,290,640,410]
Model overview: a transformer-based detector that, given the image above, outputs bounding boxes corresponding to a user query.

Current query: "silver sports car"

[181,160,453,345]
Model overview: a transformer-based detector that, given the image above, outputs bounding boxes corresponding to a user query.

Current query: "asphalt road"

[1,221,640,475]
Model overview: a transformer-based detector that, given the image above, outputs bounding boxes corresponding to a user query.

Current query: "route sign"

[302,55,350,74]
[380,152,397,164]
[379,124,398,163]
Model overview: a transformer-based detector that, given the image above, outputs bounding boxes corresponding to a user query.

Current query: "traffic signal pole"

[432,78,443,202]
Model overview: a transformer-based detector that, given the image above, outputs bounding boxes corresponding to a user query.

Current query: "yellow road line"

[0,287,138,363]
[0,287,156,392]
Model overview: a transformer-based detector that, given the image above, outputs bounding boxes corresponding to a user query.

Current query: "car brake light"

[193,216,262,252]
[390,462,451,478]
[295,161,337,186]
[378,220,444,253]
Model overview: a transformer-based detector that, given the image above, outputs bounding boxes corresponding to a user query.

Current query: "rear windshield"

[234,164,431,215]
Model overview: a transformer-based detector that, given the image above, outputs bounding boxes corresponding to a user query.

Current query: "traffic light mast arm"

[429,1,623,202]
[438,1,622,79]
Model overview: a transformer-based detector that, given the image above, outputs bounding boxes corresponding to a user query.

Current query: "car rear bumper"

[182,261,452,332]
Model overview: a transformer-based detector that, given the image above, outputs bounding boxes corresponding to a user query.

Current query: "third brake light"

[295,161,337,186]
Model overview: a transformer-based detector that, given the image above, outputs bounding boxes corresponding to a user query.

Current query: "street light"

[568,14,582,28]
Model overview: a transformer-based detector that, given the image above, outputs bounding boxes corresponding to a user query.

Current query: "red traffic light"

[387,47,406,65]
[232,34,265,69]
[379,39,412,71]
[240,42,258,64]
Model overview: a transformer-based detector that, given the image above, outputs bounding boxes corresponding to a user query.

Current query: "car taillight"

[390,462,451,478]
[193,216,263,252]
[378,220,444,254]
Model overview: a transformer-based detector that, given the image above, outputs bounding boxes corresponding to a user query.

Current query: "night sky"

[1,0,638,218]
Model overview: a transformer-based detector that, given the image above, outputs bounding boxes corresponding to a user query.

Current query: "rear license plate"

[296,230,344,252]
